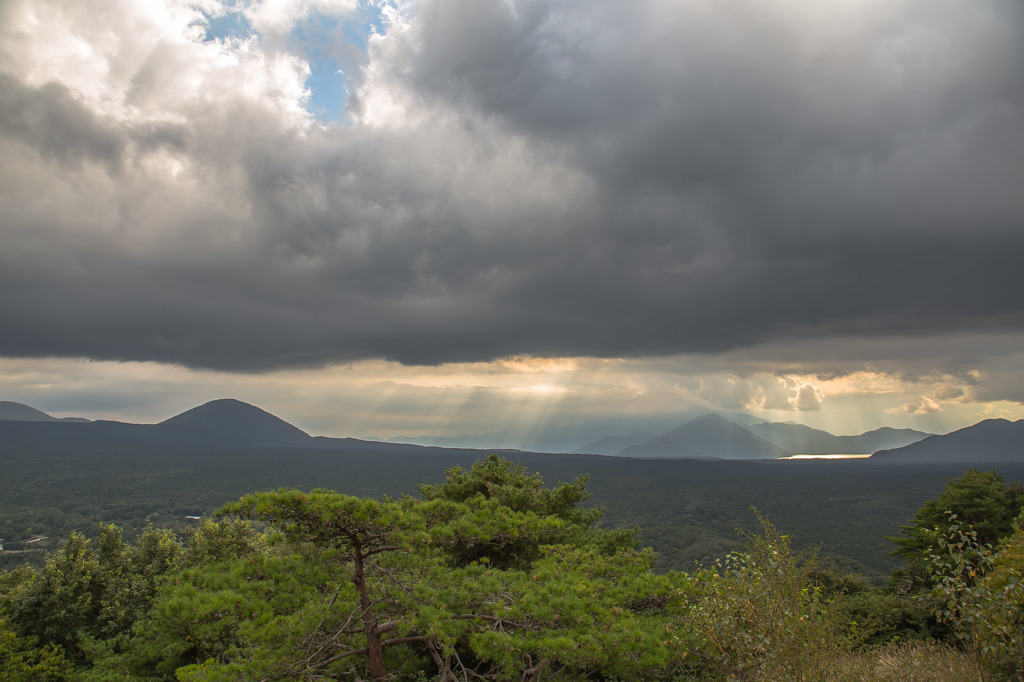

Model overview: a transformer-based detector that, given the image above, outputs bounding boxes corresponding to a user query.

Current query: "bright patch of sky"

[199,6,255,42]
[196,0,385,121]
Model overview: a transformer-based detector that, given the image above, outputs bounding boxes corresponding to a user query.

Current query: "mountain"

[871,419,1024,463]
[574,433,658,455]
[156,399,311,446]
[387,409,761,453]
[749,422,930,455]
[0,401,57,421]
[0,399,543,469]
[852,427,933,453]
[0,401,91,423]
[388,431,518,450]
[615,414,790,459]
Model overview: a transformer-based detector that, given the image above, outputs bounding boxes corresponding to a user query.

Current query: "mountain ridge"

[871,418,1024,463]
[748,422,930,455]
[2,398,1019,463]
[573,432,658,456]
[0,401,91,423]
[615,414,791,459]
[156,398,311,446]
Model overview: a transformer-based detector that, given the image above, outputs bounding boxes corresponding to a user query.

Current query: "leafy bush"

[814,570,938,647]
[0,615,70,681]
[0,524,181,663]
[670,513,852,680]
[891,469,1021,593]
[925,512,1024,680]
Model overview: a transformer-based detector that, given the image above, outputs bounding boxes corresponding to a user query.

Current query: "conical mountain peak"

[617,413,790,459]
[158,399,310,445]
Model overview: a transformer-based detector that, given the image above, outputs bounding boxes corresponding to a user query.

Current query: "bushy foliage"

[417,454,636,567]
[3,457,1022,681]
[925,512,1024,680]
[205,462,676,681]
[418,454,599,524]
[890,468,1022,593]
[669,513,852,680]
[0,524,180,663]
[0,615,70,681]
[812,569,938,646]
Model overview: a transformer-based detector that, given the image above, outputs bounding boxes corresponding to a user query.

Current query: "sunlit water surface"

[782,454,874,460]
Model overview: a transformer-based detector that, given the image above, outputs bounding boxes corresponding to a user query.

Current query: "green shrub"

[0,615,71,681]
[925,512,1024,680]
[671,513,852,680]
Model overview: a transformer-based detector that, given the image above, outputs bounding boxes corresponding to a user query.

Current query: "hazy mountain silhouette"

[388,409,761,453]
[156,399,311,446]
[749,422,930,454]
[0,401,56,421]
[616,414,790,459]
[2,397,1012,464]
[388,430,517,450]
[0,399,546,477]
[573,433,658,455]
[871,419,1024,462]
[853,427,933,452]
[0,401,91,423]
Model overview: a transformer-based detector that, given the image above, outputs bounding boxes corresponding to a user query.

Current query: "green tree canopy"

[175,457,674,681]
[890,468,1023,591]
[418,454,635,567]
[17,456,1010,680]
[0,524,180,663]
[418,454,600,525]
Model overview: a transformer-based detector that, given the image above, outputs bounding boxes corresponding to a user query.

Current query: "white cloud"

[243,0,358,43]
[2,0,319,124]
[885,396,942,415]
[695,374,824,413]
[795,383,823,411]
[934,383,965,400]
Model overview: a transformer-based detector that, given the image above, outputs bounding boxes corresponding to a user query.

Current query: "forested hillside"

[2,457,1023,681]
[3,423,1024,581]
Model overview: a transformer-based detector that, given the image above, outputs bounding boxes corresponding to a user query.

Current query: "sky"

[2,0,1023,445]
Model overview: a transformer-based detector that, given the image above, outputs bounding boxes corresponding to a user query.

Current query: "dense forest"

[5,425,1024,581]
[2,456,1023,680]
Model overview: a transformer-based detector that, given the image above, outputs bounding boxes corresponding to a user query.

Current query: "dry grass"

[830,641,981,682]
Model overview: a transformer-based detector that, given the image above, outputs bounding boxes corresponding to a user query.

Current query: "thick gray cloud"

[1,0,1023,372]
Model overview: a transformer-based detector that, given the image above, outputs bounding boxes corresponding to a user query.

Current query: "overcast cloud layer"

[2,0,1023,381]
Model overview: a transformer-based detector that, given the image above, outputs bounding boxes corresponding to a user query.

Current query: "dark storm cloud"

[0,74,190,171]
[0,74,126,171]
[2,0,1024,371]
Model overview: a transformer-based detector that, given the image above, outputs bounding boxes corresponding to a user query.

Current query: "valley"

[3,399,1023,581]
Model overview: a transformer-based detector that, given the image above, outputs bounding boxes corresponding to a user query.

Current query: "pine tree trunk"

[352,540,387,681]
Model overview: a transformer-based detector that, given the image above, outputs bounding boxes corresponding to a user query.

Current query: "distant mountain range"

[0,399,542,461]
[0,399,1020,463]
[614,414,790,459]
[385,408,763,454]
[571,433,658,456]
[572,418,931,458]
[747,422,931,456]
[0,401,92,423]
[388,410,930,457]
[871,419,1024,463]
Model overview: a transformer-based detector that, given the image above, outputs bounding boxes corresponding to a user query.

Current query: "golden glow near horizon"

[1,355,1023,440]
